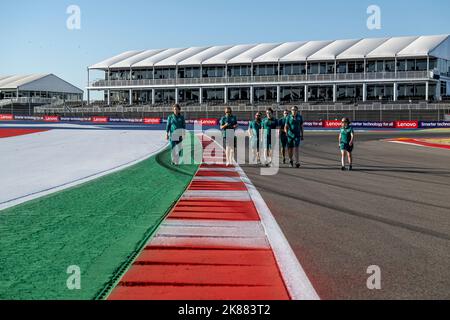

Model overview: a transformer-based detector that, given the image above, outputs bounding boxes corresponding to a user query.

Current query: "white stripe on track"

[158,220,265,238]
[237,166,320,300]
[149,234,270,249]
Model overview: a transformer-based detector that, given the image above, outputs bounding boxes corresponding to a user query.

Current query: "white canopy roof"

[154,47,210,67]
[133,48,186,68]
[202,44,257,65]
[308,39,361,61]
[226,43,281,64]
[89,51,143,69]
[89,35,450,70]
[109,49,165,68]
[177,45,233,66]
[253,42,306,63]
[397,35,450,57]
[276,41,333,62]
[365,36,419,58]
[337,38,389,59]
[0,74,83,94]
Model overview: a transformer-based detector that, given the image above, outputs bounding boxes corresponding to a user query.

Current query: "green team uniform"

[249,120,261,150]
[166,114,186,148]
[340,126,354,152]
[278,116,288,148]
[286,113,303,148]
[262,117,278,149]
[220,115,238,146]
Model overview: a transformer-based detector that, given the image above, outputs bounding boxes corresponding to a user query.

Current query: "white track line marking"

[150,235,270,249]
[158,221,265,238]
[237,166,320,300]
[182,190,251,201]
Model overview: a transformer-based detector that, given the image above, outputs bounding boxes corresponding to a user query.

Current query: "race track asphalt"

[242,130,450,299]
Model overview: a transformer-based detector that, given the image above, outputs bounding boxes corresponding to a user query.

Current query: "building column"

[363,83,367,102]
[175,87,179,104]
[250,86,254,105]
[425,81,429,101]
[129,89,132,106]
[107,89,110,105]
[224,87,228,104]
[436,81,442,101]
[199,87,203,105]
[333,84,337,102]
[151,89,155,105]
[276,85,281,104]
[304,85,308,103]
[393,82,398,101]
[87,68,90,104]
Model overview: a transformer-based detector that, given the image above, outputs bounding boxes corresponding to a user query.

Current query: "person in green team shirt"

[339,117,355,171]
[248,112,262,165]
[284,106,304,168]
[220,107,238,166]
[166,104,186,166]
[278,110,289,164]
[261,108,278,167]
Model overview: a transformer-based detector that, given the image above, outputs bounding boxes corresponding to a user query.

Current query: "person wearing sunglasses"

[261,107,278,167]
[220,107,238,166]
[278,110,290,164]
[284,106,304,168]
[339,117,354,171]
[166,104,186,166]
[248,112,262,165]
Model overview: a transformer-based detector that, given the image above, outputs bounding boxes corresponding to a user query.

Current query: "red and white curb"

[386,138,450,150]
[108,135,319,300]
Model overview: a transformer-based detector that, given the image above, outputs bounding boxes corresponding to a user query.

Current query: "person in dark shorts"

[339,117,355,171]
[261,108,278,167]
[278,110,289,164]
[248,112,262,164]
[219,107,238,166]
[166,104,186,165]
[285,106,304,168]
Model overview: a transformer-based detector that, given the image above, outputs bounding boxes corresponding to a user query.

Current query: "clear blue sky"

[1,0,449,98]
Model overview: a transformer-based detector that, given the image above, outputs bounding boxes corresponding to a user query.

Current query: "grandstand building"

[0,74,83,102]
[87,35,450,107]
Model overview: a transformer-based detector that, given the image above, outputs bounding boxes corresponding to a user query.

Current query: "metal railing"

[35,102,450,115]
[90,71,432,88]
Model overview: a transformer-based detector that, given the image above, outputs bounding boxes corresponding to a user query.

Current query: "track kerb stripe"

[108,134,319,300]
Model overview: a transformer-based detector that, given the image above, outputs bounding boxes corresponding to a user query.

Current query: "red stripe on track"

[196,170,240,177]
[0,128,49,138]
[109,284,289,300]
[109,262,289,300]
[134,248,276,266]
[189,181,247,191]
[170,200,260,221]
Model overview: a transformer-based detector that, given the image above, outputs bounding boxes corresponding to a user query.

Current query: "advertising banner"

[43,115,60,122]
[195,118,219,126]
[419,121,450,128]
[92,116,109,123]
[143,118,162,124]
[395,121,419,129]
[0,114,14,121]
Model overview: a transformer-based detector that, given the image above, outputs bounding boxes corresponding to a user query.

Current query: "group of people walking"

[166,104,354,170]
